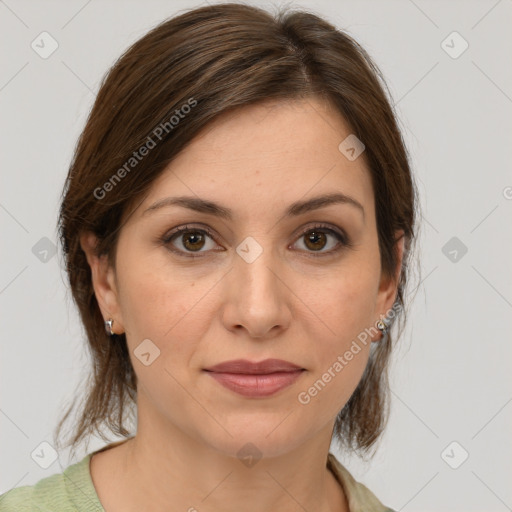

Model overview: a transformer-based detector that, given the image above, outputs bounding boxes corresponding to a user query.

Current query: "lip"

[204,358,304,374]
[203,359,305,398]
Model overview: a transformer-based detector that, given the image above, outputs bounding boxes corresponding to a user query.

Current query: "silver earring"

[104,318,114,336]
[377,319,388,337]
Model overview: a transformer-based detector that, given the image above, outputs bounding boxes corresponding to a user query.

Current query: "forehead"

[136,98,374,224]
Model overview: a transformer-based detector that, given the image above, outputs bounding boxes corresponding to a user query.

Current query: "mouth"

[202,359,305,397]
[203,358,305,374]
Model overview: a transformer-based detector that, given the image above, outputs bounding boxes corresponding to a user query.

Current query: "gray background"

[1,0,511,510]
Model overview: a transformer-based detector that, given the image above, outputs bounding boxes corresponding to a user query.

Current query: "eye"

[160,223,351,259]
[292,224,350,256]
[162,225,218,257]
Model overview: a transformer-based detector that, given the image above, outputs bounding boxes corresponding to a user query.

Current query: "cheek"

[291,259,378,402]
[116,248,189,332]
[116,255,218,371]
[295,280,374,419]
[298,259,379,343]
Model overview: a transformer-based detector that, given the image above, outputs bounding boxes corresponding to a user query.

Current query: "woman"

[0,3,419,511]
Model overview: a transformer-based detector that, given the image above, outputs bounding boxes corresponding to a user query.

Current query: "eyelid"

[161,224,219,258]
[294,223,348,243]
[160,222,351,257]
[291,223,352,255]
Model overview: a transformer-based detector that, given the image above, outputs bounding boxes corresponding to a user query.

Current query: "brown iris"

[182,231,206,251]
[303,230,327,251]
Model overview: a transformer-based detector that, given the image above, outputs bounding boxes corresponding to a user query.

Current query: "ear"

[372,230,405,342]
[79,231,124,335]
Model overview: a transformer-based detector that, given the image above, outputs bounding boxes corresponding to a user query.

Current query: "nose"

[220,244,292,339]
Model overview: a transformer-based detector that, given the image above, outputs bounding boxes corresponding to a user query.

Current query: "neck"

[91,425,348,512]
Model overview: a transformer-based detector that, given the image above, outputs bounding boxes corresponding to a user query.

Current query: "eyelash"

[160,223,352,259]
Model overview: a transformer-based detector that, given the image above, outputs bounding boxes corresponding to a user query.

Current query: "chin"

[202,417,312,461]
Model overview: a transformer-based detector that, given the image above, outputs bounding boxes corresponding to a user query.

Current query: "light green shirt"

[0,443,395,512]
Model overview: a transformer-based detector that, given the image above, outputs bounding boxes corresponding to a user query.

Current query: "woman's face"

[84,97,403,458]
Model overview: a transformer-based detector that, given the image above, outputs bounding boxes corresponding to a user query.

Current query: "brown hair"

[55,2,420,461]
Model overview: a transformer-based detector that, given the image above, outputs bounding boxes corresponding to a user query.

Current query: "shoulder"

[0,453,103,512]
[327,452,396,512]
[0,470,69,512]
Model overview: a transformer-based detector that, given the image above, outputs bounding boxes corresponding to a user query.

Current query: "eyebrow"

[142,192,365,221]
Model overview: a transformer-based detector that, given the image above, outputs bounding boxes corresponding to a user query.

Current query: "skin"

[81,96,404,512]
